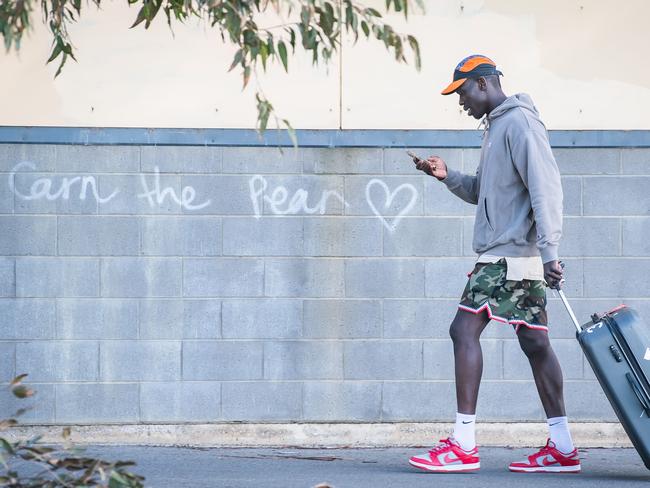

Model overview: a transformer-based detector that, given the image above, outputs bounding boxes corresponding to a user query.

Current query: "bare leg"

[516,326,566,417]
[449,309,491,414]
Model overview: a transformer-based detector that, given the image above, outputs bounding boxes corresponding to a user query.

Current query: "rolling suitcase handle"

[557,288,583,334]
[552,261,583,334]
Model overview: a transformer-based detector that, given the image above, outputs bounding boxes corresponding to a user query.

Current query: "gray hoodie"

[442,93,563,263]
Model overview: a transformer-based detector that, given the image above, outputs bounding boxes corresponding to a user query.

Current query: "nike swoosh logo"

[541,456,558,466]
[549,422,561,426]
[443,453,459,464]
[462,421,474,424]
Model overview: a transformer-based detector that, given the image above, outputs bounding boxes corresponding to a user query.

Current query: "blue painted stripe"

[0,127,649,147]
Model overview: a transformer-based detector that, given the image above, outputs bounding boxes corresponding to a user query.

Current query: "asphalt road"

[75,445,650,488]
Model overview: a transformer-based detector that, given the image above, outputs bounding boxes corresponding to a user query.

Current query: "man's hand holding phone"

[408,151,448,181]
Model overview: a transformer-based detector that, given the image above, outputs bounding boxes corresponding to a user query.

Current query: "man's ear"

[477,77,488,91]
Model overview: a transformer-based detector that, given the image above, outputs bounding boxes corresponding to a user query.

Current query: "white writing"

[365,178,418,232]
[7,162,420,230]
[9,162,210,211]
[10,162,119,203]
[249,175,348,217]
[138,167,211,210]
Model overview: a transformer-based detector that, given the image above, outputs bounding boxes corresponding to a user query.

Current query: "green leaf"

[260,43,268,70]
[277,40,288,72]
[66,7,77,21]
[108,470,128,488]
[228,49,244,72]
[144,0,164,29]
[10,374,28,386]
[0,438,15,455]
[255,93,272,132]
[266,34,275,54]
[289,28,296,51]
[345,1,353,30]
[3,30,13,52]
[54,54,68,78]
[361,20,369,37]
[243,65,251,88]
[12,385,34,398]
[243,29,256,46]
[282,119,298,147]
[324,2,334,22]
[130,7,147,28]
[61,42,76,61]
[300,6,310,26]
[407,34,421,70]
[47,43,63,63]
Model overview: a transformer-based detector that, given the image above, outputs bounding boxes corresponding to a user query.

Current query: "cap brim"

[441,78,466,95]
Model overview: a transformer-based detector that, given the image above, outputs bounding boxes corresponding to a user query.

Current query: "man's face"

[456,78,488,119]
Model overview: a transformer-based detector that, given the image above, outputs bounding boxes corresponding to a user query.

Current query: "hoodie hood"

[488,93,540,121]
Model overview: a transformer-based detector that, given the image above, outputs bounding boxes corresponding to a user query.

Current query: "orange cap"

[441,55,503,95]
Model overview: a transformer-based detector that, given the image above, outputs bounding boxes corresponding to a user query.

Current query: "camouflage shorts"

[459,259,548,332]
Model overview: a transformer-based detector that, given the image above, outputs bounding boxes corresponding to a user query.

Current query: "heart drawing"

[365,178,418,232]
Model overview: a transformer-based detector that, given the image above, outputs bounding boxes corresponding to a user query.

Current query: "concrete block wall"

[0,143,648,425]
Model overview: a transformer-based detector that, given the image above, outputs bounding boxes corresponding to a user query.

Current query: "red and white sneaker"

[509,439,581,473]
[409,437,480,473]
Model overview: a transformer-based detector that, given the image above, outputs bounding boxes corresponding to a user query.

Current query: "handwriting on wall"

[10,162,119,204]
[9,162,211,211]
[365,178,418,232]
[248,175,348,217]
[8,163,419,232]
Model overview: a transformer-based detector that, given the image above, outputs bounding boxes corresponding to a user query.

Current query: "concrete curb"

[5,422,632,448]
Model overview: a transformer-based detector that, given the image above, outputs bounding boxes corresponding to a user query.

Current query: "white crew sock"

[547,416,574,454]
[453,412,476,451]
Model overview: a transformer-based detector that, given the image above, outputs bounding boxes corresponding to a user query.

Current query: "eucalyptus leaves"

[0,0,422,140]
[0,375,144,487]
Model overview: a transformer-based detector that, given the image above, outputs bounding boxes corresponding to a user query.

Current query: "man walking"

[408,55,580,473]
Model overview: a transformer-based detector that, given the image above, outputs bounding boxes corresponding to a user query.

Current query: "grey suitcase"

[558,290,650,469]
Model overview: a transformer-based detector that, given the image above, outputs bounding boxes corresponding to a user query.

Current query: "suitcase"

[557,287,650,469]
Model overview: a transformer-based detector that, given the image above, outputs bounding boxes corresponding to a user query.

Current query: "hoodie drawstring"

[478,116,489,138]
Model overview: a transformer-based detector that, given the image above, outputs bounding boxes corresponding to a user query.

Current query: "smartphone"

[406,150,424,163]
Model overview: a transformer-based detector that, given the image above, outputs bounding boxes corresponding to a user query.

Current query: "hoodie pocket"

[483,198,495,232]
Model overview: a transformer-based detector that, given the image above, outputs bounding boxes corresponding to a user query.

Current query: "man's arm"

[441,168,480,205]
[412,155,479,205]
[511,129,563,264]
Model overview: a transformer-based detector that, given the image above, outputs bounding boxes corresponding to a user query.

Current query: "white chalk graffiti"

[248,175,418,231]
[365,178,418,232]
[7,163,419,229]
[138,167,211,210]
[8,163,211,211]
[9,161,119,203]
[249,175,348,218]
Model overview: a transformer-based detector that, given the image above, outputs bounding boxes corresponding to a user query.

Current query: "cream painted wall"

[1,0,648,129]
